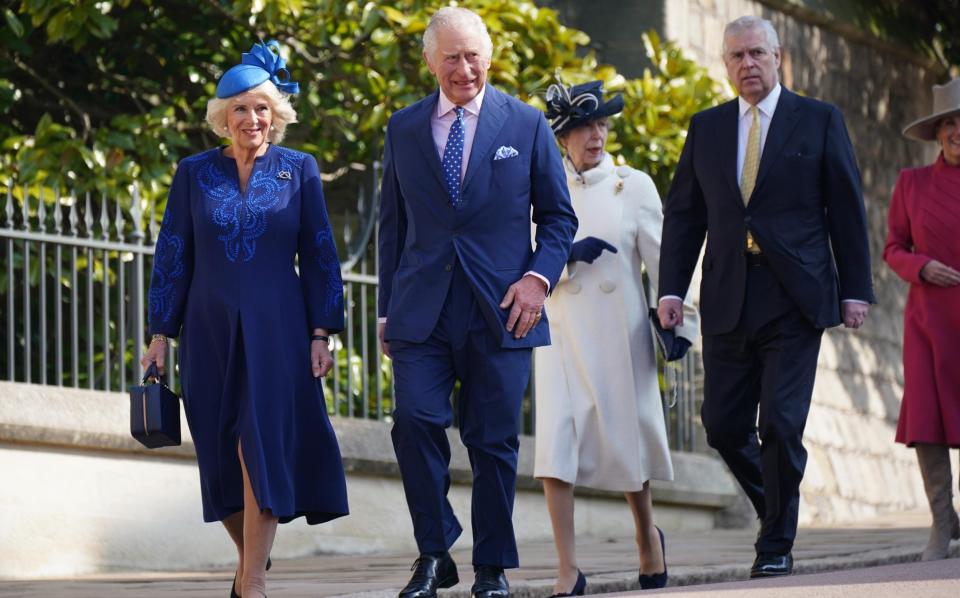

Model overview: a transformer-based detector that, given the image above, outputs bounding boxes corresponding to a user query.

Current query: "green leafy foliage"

[1,1,725,429]
[605,31,728,194]
[2,0,725,202]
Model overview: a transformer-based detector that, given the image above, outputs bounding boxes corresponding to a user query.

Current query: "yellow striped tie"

[740,105,760,203]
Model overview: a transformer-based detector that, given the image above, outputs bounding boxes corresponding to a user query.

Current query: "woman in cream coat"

[535,81,698,596]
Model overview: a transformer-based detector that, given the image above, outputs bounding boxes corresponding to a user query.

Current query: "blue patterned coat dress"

[148,144,348,524]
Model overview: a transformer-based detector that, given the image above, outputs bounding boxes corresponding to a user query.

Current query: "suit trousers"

[389,263,531,568]
[700,257,823,555]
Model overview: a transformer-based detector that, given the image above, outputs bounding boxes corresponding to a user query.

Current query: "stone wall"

[0,382,736,579]
[665,0,947,523]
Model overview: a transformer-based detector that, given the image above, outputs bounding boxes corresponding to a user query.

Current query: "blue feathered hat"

[544,80,623,136]
[216,40,300,99]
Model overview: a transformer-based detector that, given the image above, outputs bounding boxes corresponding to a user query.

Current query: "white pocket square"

[493,145,519,160]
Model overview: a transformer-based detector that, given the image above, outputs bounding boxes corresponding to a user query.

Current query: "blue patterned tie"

[441,106,466,207]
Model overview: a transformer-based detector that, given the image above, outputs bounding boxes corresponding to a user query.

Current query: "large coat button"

[566,281,582,294]
[599,280,616,293]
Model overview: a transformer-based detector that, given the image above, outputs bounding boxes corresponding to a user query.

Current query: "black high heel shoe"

[638,526,668,590]
[547,569,586,598]
[230,557,273,597]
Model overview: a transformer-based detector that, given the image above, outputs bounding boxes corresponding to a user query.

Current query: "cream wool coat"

[533,154,699,491]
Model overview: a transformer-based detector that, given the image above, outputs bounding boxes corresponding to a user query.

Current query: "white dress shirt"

[736,83,781,183]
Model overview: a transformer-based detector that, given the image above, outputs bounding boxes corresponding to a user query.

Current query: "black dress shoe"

[471,565,509,598]
[749,552,793,578]
[638,526,668,589]
[399,553,459,598]
[547,569,586,597]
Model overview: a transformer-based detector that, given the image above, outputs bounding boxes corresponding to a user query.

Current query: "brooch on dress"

[277,171,292,180]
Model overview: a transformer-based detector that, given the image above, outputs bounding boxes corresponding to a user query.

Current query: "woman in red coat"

[883,77,960,561]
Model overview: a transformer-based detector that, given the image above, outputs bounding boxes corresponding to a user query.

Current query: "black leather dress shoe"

[749,552,793,578]
[399,553,459,598]
[471,565,509,598]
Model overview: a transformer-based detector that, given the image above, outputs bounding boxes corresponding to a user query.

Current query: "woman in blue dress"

[140,41,348,598]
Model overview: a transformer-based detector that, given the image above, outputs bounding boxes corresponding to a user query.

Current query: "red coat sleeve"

[882,169,931,285]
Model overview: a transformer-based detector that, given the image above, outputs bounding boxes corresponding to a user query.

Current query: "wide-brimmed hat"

[544,80,623,137]
[902,77,960,141]
[216,40,300,99]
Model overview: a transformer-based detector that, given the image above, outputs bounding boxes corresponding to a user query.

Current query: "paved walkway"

[609,559,960,597]
[1,511,957,597]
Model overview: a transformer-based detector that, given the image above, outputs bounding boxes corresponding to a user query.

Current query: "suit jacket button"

[599,280,616,293]
[444,264,452,272]
[744,215,752,224]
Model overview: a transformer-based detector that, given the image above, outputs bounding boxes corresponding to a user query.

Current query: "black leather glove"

[568,236,618,264]
[666,337,691,362]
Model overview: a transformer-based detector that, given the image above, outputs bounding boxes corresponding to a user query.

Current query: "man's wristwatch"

[311,334,330,343]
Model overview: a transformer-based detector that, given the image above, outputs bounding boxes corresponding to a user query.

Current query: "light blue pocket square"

[493,145,519,160]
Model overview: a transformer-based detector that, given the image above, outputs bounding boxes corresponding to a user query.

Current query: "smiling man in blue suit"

[377,7,577,598]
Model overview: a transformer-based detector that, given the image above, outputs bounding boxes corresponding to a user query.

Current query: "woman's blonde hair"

[205,80,298,143]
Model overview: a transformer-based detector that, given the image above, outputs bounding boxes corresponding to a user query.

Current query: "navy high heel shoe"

[230,557,272,597]
[638,526,668,590]
[547,569,586,597]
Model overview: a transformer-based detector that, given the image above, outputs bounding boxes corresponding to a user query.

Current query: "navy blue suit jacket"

[378,85,577,348]
[659,88,875,335]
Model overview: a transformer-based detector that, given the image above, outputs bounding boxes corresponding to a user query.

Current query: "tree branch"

[2,48,95,139]
[201,0,265,39]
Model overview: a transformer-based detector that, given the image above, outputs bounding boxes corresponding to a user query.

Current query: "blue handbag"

[129,362,181,448]
[648,308,691,362]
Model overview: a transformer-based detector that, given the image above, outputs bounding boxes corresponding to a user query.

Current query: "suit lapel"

[719,99,740,200]
[462,85,508,193]
[413,91,448,192]
[754,88,801,195]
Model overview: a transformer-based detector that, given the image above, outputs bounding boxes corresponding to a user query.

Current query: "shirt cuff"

[841,299,870,305]
[659,295,683,303]
[377,317,387,324]
[524,271,551,293]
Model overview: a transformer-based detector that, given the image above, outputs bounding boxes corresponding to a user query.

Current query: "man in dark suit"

[377,7,577,598]
[657,16,874,578]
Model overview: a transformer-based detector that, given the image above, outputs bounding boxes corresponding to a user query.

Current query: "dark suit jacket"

[378,84,577,348]
[659,87,875,335]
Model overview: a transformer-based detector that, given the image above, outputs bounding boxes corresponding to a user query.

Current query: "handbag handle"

[142,362,161,385]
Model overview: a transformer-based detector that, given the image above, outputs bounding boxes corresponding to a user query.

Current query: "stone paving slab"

[608,558,960,597]
[1,511,957,597]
